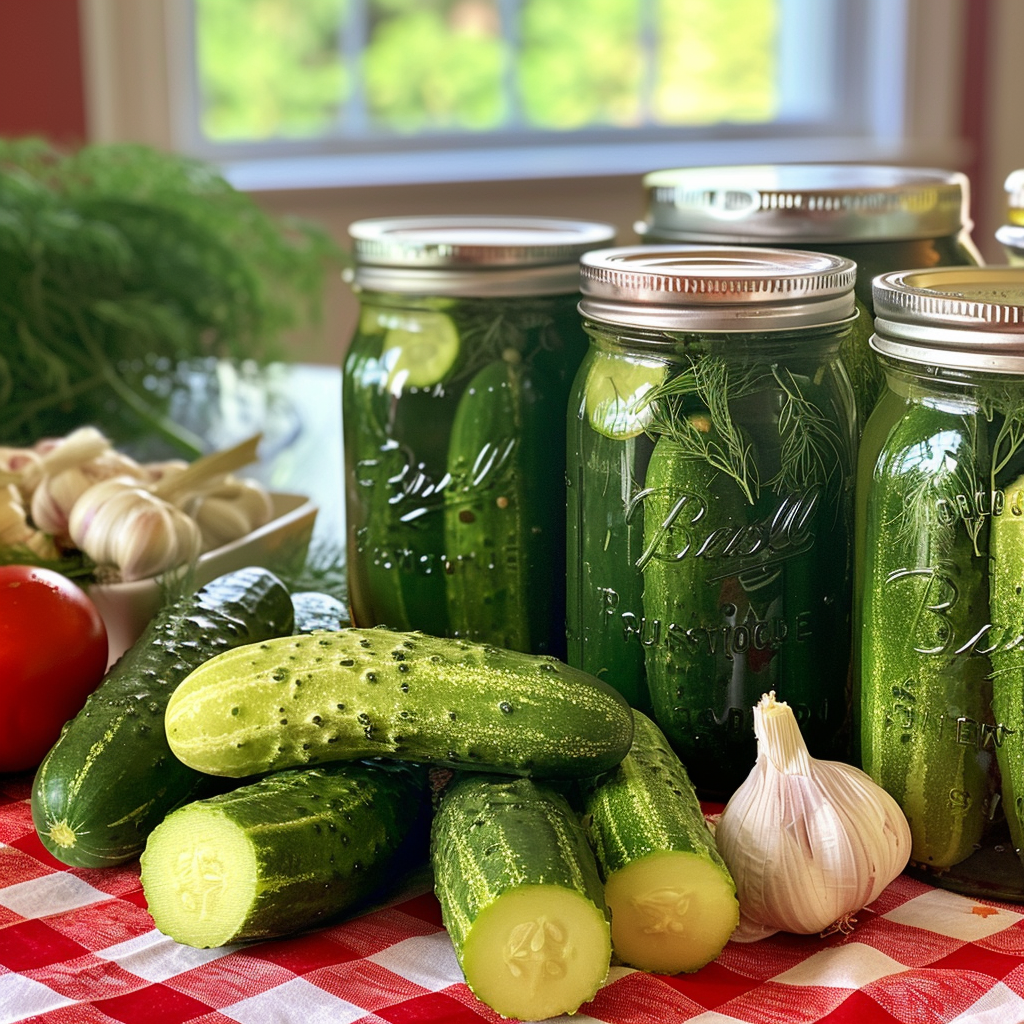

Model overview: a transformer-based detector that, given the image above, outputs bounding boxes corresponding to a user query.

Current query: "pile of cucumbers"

[30,565,738,1022]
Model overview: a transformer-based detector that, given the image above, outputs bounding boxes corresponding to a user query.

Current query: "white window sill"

[218,136,972,194]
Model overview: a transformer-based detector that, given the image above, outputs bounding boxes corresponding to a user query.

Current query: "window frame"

[80,0,973,192]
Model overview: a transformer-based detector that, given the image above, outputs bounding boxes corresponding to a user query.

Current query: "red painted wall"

[0,0,86,144]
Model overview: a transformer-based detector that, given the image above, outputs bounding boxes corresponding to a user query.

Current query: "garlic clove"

[181,477,274,550]
[28,430,144,543]
[715,692,912,942]
[68,477,202,582]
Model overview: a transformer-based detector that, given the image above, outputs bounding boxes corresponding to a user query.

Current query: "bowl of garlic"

[1,427,318,667]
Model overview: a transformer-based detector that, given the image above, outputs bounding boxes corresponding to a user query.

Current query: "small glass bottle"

[568,245,857,799]
[996,169,1024,265]
[342,215,615,659]
[856,266,1024,901]
[637,164,982,423]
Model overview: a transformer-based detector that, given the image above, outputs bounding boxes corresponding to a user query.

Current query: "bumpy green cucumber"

[165,628,634,779]
[430,773,611,1021]
[579,711,738,973]
[859,402,991,870]
[990,472,1024,858]
[641,429,754,797]
[140,760,429,947]
[31,567,295,868]
[445,354,550,654]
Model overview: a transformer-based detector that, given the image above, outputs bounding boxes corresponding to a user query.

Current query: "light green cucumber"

[431,773,611,1021]
[990,472,1024,859]
[31,567,294,868]
[859,401,991,870]
[164,628,634,779]
[140,761,429,948]
[579,711,738,973]
[445,354,549,654]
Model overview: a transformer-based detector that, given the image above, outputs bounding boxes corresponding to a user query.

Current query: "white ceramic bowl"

[87,491,318,667]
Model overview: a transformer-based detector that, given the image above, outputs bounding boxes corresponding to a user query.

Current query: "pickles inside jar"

[343,304,458,637]
[636,358,853,798]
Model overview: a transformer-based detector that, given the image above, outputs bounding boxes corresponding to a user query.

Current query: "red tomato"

[0,566,108,773]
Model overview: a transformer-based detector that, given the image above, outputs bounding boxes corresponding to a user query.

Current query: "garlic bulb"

[715,692,911,942]
[68,478,202,583]
[28,428,143,541]
[181,477,273,550]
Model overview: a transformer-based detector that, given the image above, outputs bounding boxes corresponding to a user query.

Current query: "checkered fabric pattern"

[5,774,1024,1024]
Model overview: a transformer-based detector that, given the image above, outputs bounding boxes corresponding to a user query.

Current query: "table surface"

[9,363,1024,1024]
[6,770,1024,1024]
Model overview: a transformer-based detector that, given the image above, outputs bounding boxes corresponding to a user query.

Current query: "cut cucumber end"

[461,884,611,1020]
[381,311,460,391]
[140,806,258,948]
[604,850,739,974]
[583,352,667,439]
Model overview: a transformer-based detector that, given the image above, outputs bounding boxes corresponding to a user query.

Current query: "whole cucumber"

[31,567,295,868]
[164,628,634,779]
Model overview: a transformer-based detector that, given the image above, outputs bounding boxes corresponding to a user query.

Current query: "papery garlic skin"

[68,478,202,583]
[715,692,912,942]
[0,484,59,559]
[28,429,144,542]
[181,477,273,550]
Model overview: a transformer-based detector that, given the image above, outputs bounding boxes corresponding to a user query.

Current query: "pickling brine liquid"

[855,369,1024,898]
[567,326,857,798]
[343,292,585,659]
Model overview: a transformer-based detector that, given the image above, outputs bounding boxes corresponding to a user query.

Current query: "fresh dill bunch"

[0,138,346,456]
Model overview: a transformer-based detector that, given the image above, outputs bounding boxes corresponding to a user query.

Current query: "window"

[82,0,971,191]
[189,0,787,144]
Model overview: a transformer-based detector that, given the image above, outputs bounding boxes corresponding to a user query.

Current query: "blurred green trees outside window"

[193,0,779,143]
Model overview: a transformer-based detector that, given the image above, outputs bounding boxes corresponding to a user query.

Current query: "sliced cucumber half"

[584,352,667,439]
[381,311,460,392]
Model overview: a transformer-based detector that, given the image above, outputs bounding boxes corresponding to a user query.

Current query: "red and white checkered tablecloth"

[4,773,1024,1024]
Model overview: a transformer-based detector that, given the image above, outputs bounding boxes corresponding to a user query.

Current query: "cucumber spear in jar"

[859,402,991,871]
[639,357,852,798]
[343,305,460,635]
[983,393,1024,863]
[442,303,582,658]
[566,348,667,711]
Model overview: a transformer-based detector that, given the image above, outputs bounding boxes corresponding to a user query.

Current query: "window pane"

[195,0,348,141]
[363,0,508,133]
[192,0,791,144]
[518,0,645,130]
[653,0,779,125]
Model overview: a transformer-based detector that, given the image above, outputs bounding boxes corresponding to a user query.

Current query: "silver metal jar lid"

[578,245,857,332]
[637,164,971,244]
[871,266,1024,373]
[347,215,616,296]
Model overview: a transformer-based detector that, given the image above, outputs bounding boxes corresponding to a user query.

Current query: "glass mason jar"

[996,169,1024,265]
[856,266,1024,901]
[342,215,615,659]
[637,164,982,425]
[568,245,858,799]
